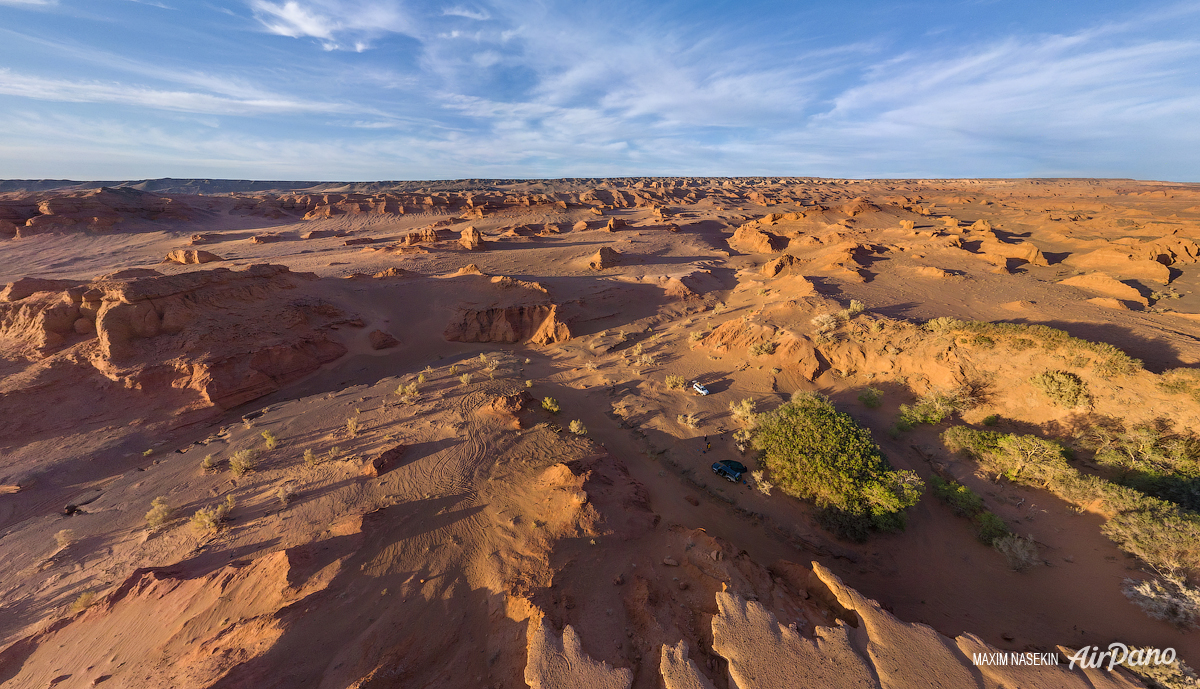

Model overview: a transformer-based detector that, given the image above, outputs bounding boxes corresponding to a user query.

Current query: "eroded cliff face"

[445,303,571,345]
[0,264,352,418]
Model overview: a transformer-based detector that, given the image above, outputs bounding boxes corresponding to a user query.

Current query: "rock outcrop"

[460,225,484,250]
[444,304,570,345]
[729,224,783,253]
[162,249,222,265]
[589,247,621,270]
[0,264,351,408]
[1059,273,1148,306]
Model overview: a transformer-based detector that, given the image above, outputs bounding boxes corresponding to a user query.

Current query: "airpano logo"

[1067,644,1177,672]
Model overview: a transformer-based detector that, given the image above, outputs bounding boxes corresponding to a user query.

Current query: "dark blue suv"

[711,459,748,482]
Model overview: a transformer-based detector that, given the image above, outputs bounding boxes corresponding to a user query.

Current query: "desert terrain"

[2,176,1200,688]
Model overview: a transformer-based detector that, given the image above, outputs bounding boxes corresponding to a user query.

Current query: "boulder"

[572,221,588,231]
[605,218,626,231]
[163,249,222,265]
[368,330,400,350]
[361,444,406,477]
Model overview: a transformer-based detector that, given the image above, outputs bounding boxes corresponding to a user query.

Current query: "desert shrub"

[689,331,705,342]
[982,414,999,426]
[345,417,361,438]
[753,393,923,540]
[69,591,98,614]
[327,445,343,460]
[54,529,76,549]
[397,382,419,399]
[145,497,172,528]
[944,426,1200,580]
[569,419,587,435]
[750,470,774,496]
[632,343,644,356]
[449,364,459,374]
[665,374,686,389]
[811,314,838,334]
[924,316,965,333]
[200,453,218,472]
[729,398,757,426]
[142,449,153,457]
[733,428,752,453]
[896,389,968,429]
[191,495,235,532]
[973,511,1011,545]
[929,476,983,517]
[1158,368,1200,404]
[261,430,278,450]
[858,387,883,409]
[677,413,699,428]
[994,534,1039,571]
[525,379,533,388]
[1085,425,1200,511]
[460,373,472,385]
[966,334,995,348]
[1029,370,1090,407]
[229,449,259,476]
[276,484,296,505]
[303,448,318,468]
[636,353,656,366]
[542,397,560,414]
[1123,577,1200,629]
[417,373,426,384]
[749,341,777,357]
[1009,337,1035,351]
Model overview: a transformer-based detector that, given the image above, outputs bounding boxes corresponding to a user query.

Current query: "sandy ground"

[2,177,1199,687]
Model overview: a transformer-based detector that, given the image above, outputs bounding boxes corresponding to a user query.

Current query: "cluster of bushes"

[943,426,1200,581]
[1084,425,1200,511]
[893,388,970,434]
[665,374,686,390]
[1158,368,1200,404]
[923,317,1142,378]
[753,392,923,541]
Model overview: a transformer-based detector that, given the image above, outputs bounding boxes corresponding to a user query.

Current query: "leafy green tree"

[753,392,923,540]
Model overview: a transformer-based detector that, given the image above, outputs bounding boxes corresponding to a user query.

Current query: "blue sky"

[0,0,1197,181]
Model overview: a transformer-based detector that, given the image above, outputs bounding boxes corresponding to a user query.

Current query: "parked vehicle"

[711,459,748,482]
[691,381,710,395]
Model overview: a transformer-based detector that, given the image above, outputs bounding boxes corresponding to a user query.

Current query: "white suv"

[691,381,710,395]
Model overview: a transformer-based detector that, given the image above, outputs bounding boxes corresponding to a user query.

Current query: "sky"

[0,0,1197,181]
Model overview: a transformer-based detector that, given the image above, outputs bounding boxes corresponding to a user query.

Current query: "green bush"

[896,389,968,429]
[973,511,1011,545]
[1029,370,1090,407]
[929,476,983,517]
[857,387,883,409]
[665,374,686,390]
[753,393,923,541]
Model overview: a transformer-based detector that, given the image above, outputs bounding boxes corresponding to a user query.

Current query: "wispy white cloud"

[249,0,413,50]
[0,68,374,116]
[0,0,56,6]
[442,6,489,20]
